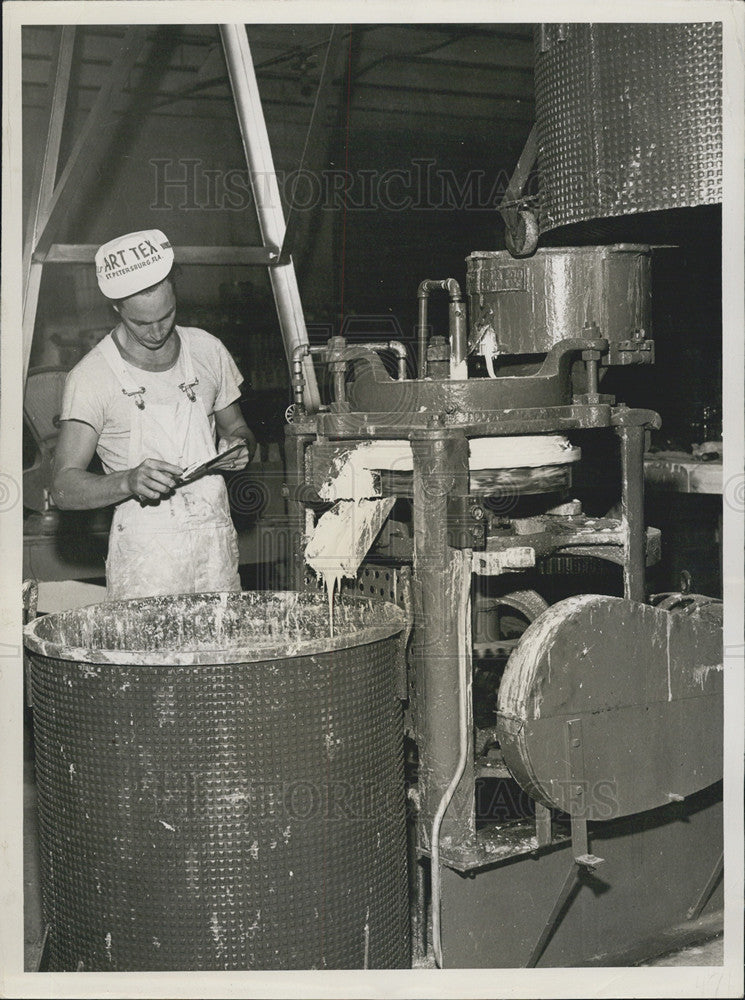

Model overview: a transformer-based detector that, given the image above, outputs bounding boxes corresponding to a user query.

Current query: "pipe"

[332,368,346,404]
[431,551,472,968]
[291,344,310,412]
[411,433,475,947]
[449,298,467,377]
[355,341,408,380]
[417,279,464,380]
[617,423,646,601]
[323,342,406,405]
[417,282,433,379]
[220,25,320,412]
[586,357,599,395]
[291,343,328,412]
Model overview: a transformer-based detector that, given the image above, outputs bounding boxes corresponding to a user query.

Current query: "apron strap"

[178,328,196,382]
[176,329,199,401]
[98,332,148,408]
[98,329,197,409]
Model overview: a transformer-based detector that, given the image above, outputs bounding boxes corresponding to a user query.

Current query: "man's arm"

[52,419,184,509]
[213,402,257,471]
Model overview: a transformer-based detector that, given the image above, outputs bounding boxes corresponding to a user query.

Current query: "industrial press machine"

[285,23,724,968]
[18,20,725,972]
[286,244,723,968]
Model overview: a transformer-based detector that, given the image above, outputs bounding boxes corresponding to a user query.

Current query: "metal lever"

[526,842,605,967]
[526,718,606,967]
[686,851,723,921]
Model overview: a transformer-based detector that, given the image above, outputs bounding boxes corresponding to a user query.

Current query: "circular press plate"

[496,595,723,819]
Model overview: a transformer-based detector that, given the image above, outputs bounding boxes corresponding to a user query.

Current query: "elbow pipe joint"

[417,279,464,378]
[418,278,462,303]
[356,341,408,380]
[291,344,328,413]
[291,344,310,412]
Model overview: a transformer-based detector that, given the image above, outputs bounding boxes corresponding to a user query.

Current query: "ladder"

[22,24,322,410]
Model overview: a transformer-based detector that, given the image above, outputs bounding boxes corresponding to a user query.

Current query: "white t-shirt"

[60,326,243,475]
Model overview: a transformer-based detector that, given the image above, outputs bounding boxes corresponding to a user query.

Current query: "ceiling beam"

[35,244,277,265]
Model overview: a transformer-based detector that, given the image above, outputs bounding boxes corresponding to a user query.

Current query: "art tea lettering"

[98,239,163,275]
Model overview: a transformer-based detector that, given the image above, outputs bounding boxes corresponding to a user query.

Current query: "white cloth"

[60,327,243,600]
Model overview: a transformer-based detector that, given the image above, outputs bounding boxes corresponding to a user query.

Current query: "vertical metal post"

[411,430,475,847]
[416,289,430,379]
[284,425,314,591]
[415,859,428,956]
[449,297,467,374]
[617,424,646,601]
[22,26,75,382]
[220,24,321,413]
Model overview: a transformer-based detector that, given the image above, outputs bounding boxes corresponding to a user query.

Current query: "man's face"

[115,279,177,351]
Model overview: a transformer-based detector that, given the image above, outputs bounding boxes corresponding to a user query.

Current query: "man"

[52,229,257,600]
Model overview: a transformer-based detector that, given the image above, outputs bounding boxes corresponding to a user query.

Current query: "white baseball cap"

[95,229,174,299]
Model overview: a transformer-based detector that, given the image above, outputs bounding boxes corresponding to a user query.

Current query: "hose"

[431,553,472,968]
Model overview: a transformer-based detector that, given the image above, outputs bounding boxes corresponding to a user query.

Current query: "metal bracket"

[35,924,52,972]
[472,547,535,576]
[535,802,553,847]
[526,719,606,967]
[498,124,538,256]
[607,338,655,367]
[686,851,723,921]
[447,495,486,549]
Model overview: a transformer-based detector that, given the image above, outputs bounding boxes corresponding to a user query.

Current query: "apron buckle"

[121,386,146,409]
[179,378,199,402]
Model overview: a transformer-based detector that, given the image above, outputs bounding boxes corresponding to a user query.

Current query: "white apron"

[98,330,241,600]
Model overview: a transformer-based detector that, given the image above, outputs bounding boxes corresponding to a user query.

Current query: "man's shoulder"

[66,336,116,385]
[178,326,234,374]
[178,325,223,351]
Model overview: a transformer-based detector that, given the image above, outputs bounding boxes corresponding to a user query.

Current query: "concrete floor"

[640,936,724,966]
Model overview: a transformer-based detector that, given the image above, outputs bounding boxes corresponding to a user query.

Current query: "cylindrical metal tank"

[466,245,651,356]
[23,591,410,971]
[534,22,722,232]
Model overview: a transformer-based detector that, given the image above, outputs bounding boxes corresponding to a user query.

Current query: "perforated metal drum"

[24,591,410,971]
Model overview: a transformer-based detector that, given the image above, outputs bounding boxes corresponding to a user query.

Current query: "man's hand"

[211,436,251,472]
[125,458,184,501]
[53,420,182,511]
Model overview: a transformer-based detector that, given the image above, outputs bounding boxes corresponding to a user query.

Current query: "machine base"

[439,782,723,967]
